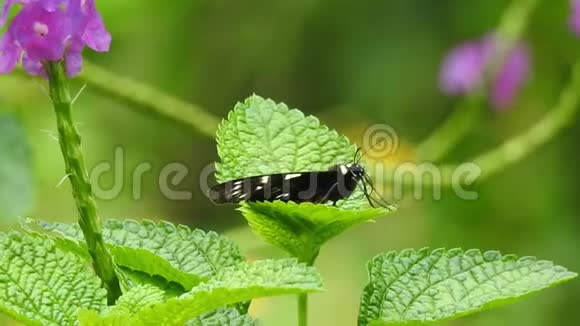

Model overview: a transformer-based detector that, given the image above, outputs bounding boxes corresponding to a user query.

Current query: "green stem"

[80,61,219,137]
[297,254,316,326]
[415,93,484,161]
[416,0,539,162]
[46,61,121,304]
[473,57,580,180]
[298,293,308,326]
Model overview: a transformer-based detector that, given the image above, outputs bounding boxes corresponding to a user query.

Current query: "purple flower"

[490,45,530,109]
[0,0,110,77]
[439,40,487,95]
[570,0,580,36]
[1,0,63,27]
[10,3,70,62]
[440,35,530,110]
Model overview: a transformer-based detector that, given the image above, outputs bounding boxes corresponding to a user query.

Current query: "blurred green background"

[1,0,579,325]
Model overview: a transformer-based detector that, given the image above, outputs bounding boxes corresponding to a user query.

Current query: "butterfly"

[208,148,393,209]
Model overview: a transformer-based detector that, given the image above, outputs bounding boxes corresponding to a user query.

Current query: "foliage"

[79,259,322,325]
[0,233,107,326]
[216,95,391,262]
[23,218,244,290]
[358,248,577,325]
[240,201,386,263]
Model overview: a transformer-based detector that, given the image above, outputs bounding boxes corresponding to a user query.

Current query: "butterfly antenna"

[354,147,363,164]
[355,138,388,164]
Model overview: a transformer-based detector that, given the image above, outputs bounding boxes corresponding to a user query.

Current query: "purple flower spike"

[440,41,486,95]
[440,35,530,110]
[570,0,580,36]
[491,45,530,110]
[0,0,110,77]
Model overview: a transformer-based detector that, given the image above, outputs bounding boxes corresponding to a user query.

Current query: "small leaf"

[79,285,257,326]
[0,232,107,326]
[80,307,257,326]
[109,285,165,315]
[77,310,128,326]
[240,201,387,263]
[358,248,577,325]
[186,308,259,326]
[23,219,244,290]
[0,114,34,220]
[215,95,392,260]
[139,259,322,325]
[78,285,166,325]
[119,267,185,298]
[85,259,322,325]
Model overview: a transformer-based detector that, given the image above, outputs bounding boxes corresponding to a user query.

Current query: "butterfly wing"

[208,167,361,205]
[208,174,288,204]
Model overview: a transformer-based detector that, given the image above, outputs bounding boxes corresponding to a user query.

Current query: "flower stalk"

[418,0,539,162]
[45,61,121,304]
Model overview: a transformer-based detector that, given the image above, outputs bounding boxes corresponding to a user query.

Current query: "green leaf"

[79,307,258,326]
[119,267,186,298]
[138,259,322,325]
[0,114,33,220]
[358,248,578,325]
[77,310,129,326]
[109,285,166,315]
[0,232,107,325]
[79,285,257,326]
[215,95,392,261]
[78,285,165,326]
[215,94,383,210]
[23,219,244,290]
[240,201,387,263]
[186,308,258,326]
[84,259,323,325]
[216,94,355,184]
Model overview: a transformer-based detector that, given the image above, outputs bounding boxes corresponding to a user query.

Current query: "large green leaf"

[358,248,577,325]
[215,95,392,261]
[0,232,107,325]
[0,114,33,220]
[81,259,323,325]
[23,219,244,290]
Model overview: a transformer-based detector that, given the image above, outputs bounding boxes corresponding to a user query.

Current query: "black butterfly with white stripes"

[208,148,392,209]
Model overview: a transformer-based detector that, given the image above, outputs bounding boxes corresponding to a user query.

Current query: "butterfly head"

[343,163,365,180]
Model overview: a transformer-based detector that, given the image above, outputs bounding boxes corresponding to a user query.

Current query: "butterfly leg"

[359,177,376,208]
[319,182,339,205]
